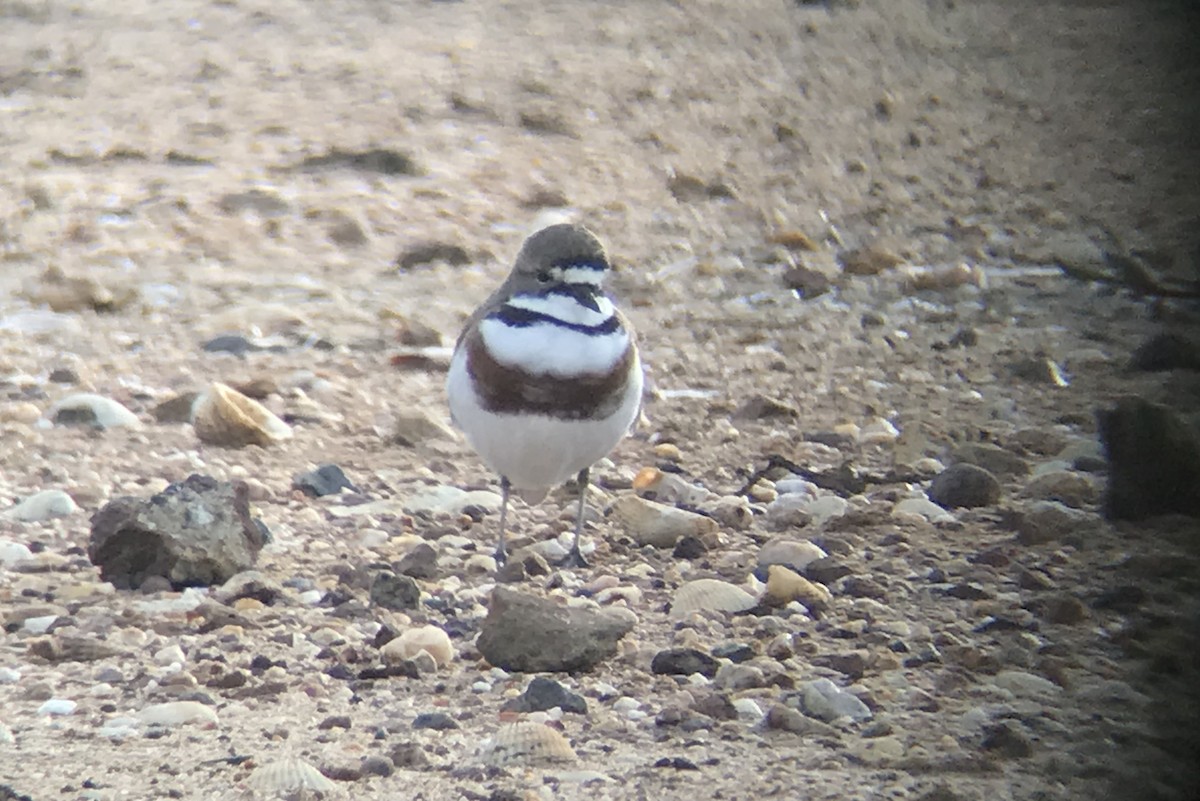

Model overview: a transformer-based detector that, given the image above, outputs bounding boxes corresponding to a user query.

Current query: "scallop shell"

[609,495,718,549]
[246,757,337,797]
[381,625,454,668]
[763,564,832,610]
[192,382,292,448]
[669,579,758,619]
[479,722,577,767]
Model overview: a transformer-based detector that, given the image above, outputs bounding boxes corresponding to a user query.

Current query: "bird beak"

[561,282,603,312]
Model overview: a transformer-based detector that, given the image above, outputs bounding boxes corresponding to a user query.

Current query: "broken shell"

[763,564,832,611]
[701,495,754,530]
[609,495,718,548]
[757,538,828,572]
[136,700,218,728]
[192,382,292,448]
[670,578,758,619]
[632,468,714,506]
[381,625,454,668]
[479,722,577,767]
[48,393,142,429]
[246,757,337,795]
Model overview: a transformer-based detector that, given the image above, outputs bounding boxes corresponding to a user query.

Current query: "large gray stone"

[88,474,267,590]
[476,587,635,673]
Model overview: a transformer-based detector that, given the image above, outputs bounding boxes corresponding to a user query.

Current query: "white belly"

[446,347,643,490]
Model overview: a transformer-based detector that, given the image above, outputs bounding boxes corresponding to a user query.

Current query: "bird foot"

[557,548,589,569]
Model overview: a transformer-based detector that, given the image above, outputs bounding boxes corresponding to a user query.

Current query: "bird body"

[446,223,642,565]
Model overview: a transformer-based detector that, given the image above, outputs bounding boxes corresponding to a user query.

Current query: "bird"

[446,223,643,568]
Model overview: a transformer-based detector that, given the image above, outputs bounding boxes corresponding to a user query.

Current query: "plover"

[446,223,643,567]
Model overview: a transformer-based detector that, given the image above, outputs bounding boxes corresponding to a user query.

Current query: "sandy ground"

[2,1,1199,799]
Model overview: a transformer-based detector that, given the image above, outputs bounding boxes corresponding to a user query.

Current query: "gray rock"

[1097,397,1200,520]
[369,571,420,611]
[980,720,1034,758]
[393,543,439,579]
[1020,470,1098,508]
[476,587,634,672]
[928,463,1002,509]
[765,704,838,736]
[293,464,356,497]
[713,662,764,690]
[1015,501,1099,546]
[88,475,267,589]
[214,570,282,605]
[952,443,1030,478]
[651,648,721,678]
[798,678,873,722]
[503,677,588,714]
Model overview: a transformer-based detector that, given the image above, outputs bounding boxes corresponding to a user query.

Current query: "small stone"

[214,570,282,605]
[396,241,471,270]
[0,402,42,425]
[732,394,799,420]
[390,742,429,769]
[49,394,141,429]
[476,587,635,672]
[151,393,200,423]
[799,678,872,722]
[764,564,832,611]
[37,698,77,716]
[651,648,720,678]
[672,535,708,559]
[670,579,758,618]
[1035,594,1089,624]
[783,265,832,299]
[202,334,255,355]
[412,712,458,730]
[1021,470,1098,508]
[293,464,356,497]
[360,755,394,778]
[394,542,439,579]
[1015,501,1100,545]
[812,652,866,680]
[88,475,267,589]
[1097,397,1200,520]
[765,704,838,735]
[369,571,421,611]
[391,409,457,446]
[2,490,78,522]
[713,662,764,690]
[893,497,956,524]
[839,243,904,275]
[928,463,1001,509]
[317,714,352,730]
[504,677,588,714]
[758,538,827,572]
[980,721,1034,758]
[952,443,1030,478]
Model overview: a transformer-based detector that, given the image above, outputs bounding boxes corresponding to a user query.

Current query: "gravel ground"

[2,1,1199,800]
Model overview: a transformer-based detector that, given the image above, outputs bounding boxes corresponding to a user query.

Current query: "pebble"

[0,401,41,424]
[403,485,502,515]
[48,393,142,429]
[798,678,873,722]
[136,701,218,727]
[1016,501,1099,545]
[292,463,357,497]
[758,538,827,572]
[37,699,78,716]
[1021,470,1098,508]
[952,443,1029,478]
[609,495,718,548]
[651,648,720,678]
[0,540,34,566]
[382,625,454,668]
[670,579,758,618]
[892,497,956,524]
[928,463,1002,508]
[1,490,79,522]
[763,564,832,611]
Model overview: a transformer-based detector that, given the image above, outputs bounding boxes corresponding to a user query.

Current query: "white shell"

[48,393,142,429]
[763,564,832,610]
[136,700,218,727]
[609,495,718,548]
[479,722,577,767]
[246,757,337,796]
[192,382,292,448]
[670,579,758,618]
[381,625,454,668]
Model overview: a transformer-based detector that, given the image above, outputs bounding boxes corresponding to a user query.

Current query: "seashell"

[192,382,292,448]
[381,625,454,668]
[609,495,717,549]
[757,538,827,572]
[246,757,337,796]
[632,468,714,506]
[670,579,758,619]
[48,393,142,429]
[701,495,754,530]
[136,700,218,728]
[763,564,832,611]
[479,722,577,767]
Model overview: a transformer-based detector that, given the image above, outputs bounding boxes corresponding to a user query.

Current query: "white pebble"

[611,696,641,713]
[471,681,492,693]
[0,540,34,566]
[153,644,186,666]
[2,490,78,522]
[23,615,58,634]
[0,667,22,684]
[37,699,78,716]
[733,698,765,722]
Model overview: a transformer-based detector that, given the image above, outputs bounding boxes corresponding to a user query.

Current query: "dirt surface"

[2,1,1199,799]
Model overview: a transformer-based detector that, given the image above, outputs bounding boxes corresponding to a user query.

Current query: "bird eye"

[535,270,552,283]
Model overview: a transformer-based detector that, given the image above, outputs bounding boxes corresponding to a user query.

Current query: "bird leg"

[495,476,511,566]
[561,467,591,568]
